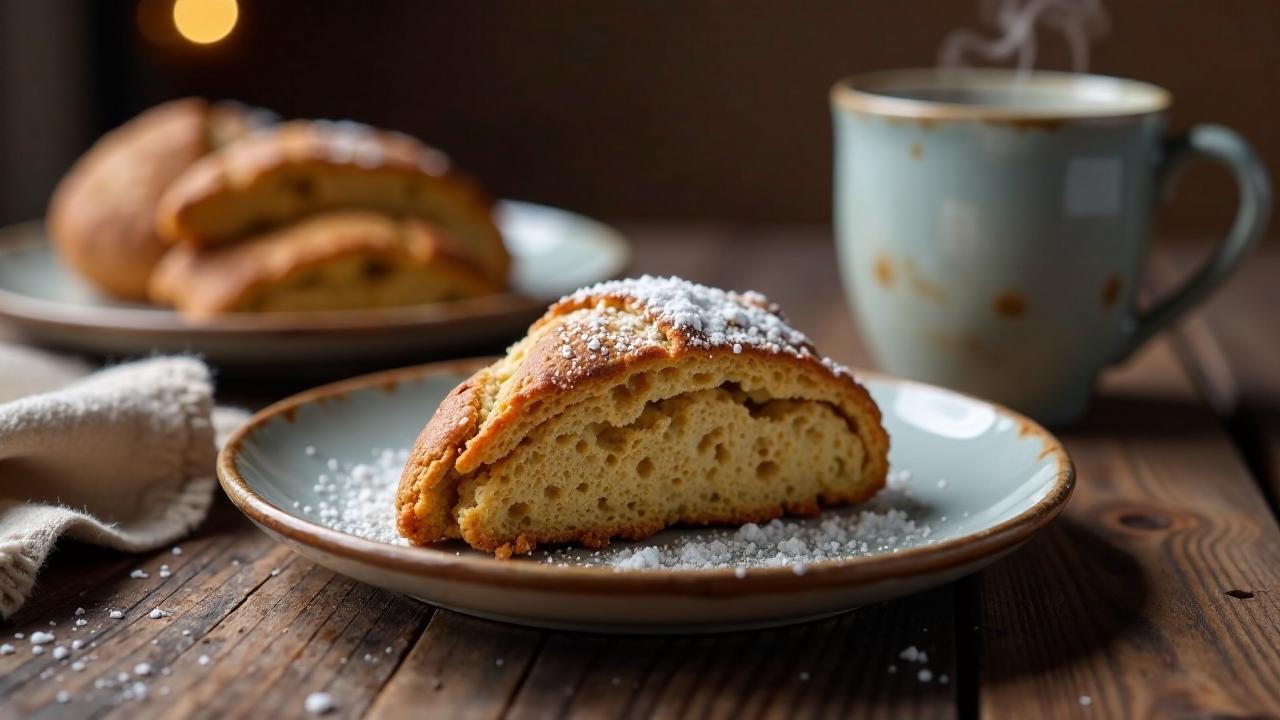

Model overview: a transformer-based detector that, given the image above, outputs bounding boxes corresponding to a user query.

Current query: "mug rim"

[831,68,1171,123]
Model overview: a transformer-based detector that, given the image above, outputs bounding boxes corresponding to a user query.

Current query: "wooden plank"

[0,499,432,720]
[1162,242,1280,501]
[365,610,543,720]
[495,587,957,720]
[975,337,1280,717]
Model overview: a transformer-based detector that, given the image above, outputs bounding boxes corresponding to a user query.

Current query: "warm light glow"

[172,0,238,45]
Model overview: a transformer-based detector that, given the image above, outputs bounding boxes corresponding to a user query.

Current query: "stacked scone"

[49,103,508,318]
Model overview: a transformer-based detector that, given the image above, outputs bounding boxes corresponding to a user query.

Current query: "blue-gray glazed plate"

[0,201,629,368]
[218,359,1074,633]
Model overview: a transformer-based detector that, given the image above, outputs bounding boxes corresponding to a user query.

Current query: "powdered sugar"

[556,276,853,378]
[302,447,411,545]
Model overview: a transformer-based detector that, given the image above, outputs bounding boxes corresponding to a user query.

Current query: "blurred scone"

[155,120,509,288]
[47,98,265,300]
[149,211,500,318]
[396,276,890,557]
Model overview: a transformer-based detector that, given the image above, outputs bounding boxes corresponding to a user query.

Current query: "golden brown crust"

[396,277,891,555]
[154,120,509,285]
[48,98,213,300]
[396,368,489,543]
[148,211,501,318]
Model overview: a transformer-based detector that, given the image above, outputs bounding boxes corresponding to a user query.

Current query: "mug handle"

[1116,124,1272,361]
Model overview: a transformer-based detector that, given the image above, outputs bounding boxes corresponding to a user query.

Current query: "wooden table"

[3,228,1280,719]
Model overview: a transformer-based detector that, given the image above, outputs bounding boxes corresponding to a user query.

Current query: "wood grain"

[974,330,1280,716]
[1162,243,1280,504]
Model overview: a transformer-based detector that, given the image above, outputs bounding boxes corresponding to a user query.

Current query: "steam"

[938,0,1109,74]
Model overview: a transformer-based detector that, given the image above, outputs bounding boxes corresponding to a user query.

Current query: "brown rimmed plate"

[217,358,1074,633]
[0,201,628,372]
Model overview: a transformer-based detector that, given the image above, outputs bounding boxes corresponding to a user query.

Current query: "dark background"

[2,1,1277,236]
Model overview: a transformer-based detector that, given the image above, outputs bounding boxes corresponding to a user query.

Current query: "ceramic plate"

[0,202,628,371]
[218,359,1074,633]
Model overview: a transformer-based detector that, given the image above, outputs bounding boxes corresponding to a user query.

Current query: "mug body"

[832,69,1170,424]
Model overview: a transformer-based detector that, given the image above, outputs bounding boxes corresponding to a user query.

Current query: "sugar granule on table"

[305,691,336,715]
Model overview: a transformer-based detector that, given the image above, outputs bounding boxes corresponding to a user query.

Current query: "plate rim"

[217,358,1075,598]
[0,200,630,336]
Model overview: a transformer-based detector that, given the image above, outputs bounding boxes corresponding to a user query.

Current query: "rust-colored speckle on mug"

[904,259,946,302]
[873,253,896,288]
[909,143,924,160]
[993,291,1028,318]
[1101,275,1123,309]
[884,116,938,132]
[926,330,1000,366]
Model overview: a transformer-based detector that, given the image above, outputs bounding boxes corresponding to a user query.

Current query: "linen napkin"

[0,343,247,619]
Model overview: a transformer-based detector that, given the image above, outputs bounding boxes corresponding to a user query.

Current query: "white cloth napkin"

[0,344,247,618]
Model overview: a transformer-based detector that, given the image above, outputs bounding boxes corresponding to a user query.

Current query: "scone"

[396,276,890,558]
[154,120,509,287]
[148,211,500,318]
[47,98,267,300]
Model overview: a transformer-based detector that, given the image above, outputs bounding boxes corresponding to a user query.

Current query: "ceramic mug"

[831,68,1271,425]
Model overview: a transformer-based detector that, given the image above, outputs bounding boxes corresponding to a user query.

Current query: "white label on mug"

[1063,157,1122,218]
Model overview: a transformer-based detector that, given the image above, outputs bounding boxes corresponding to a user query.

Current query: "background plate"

[219,360,1075,633]
[0,201,629,372]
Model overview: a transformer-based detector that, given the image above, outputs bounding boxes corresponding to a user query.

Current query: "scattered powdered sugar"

[302,447,411,545]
